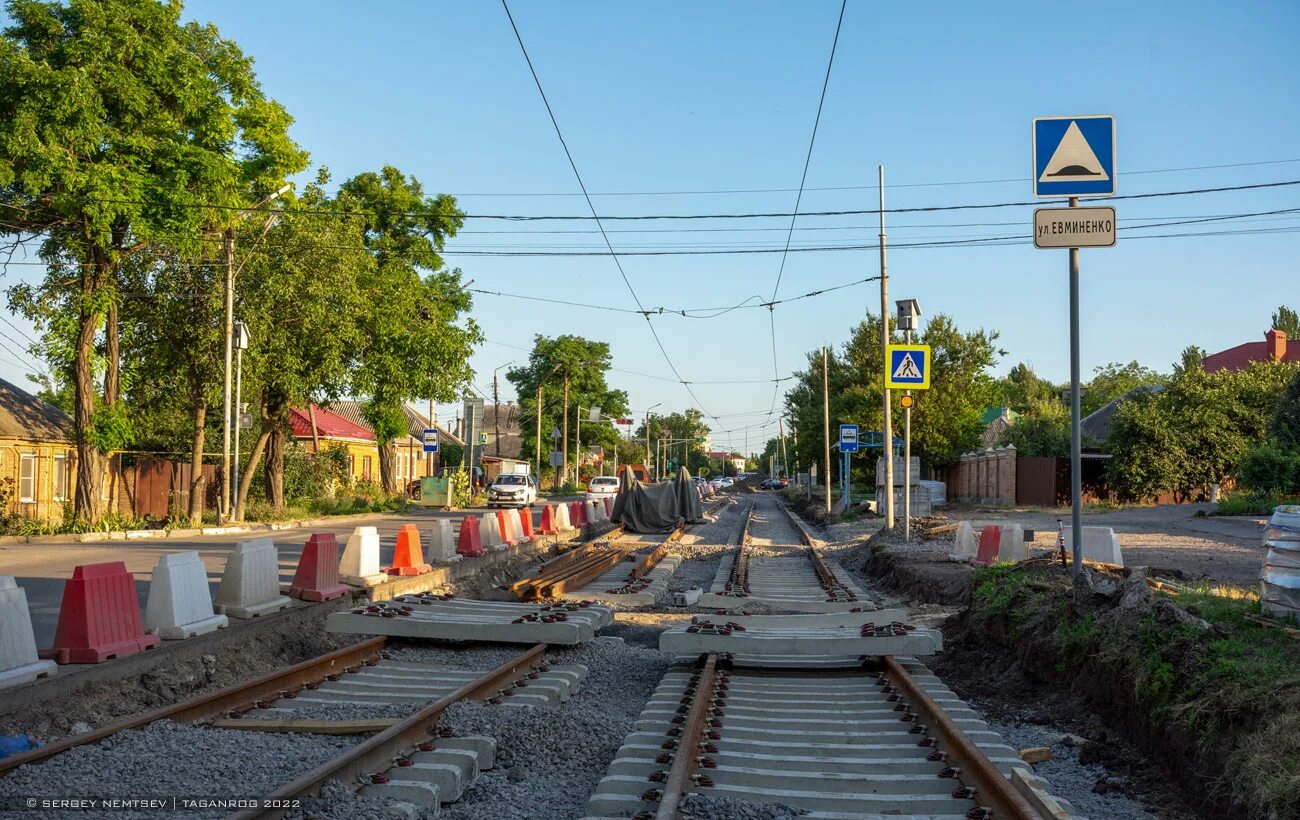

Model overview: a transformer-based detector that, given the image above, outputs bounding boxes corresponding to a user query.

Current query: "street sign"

[1033,115,1115,198]
[550,426,561,440]
[838,424,860,453]
[548,450,564,467]
[588,406,601,422]
[478,432,488,444]
[239,413,254,429]
[885,344,931,389]
[1034,206,1117,248]
[422,428,439,453]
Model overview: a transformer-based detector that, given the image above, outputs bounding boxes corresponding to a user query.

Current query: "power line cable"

[499,0,728,432]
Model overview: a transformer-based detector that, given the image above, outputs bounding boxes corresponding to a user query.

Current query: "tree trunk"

[378,439,397,495]
[236,425,272,519]
[73,305,102,523]
[187,398,207,525]
[265,424,286,510]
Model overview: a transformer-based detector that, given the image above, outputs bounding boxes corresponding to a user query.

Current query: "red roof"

[289,405,375,441]
[1201,341,1300,373]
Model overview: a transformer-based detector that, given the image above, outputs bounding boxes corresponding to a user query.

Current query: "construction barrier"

[387,524,432,576]
[497,510,520,546]
[428,519,461,563]
[518,507,535,540]
[340,526,386,587]
[997,523,1028,563]
[555,503,572,532]
[214,539,292,619]
[0,576,56,688]
[1063,527,1124,567]
[144,551,229,639]
[950,521,978,561]
[972,525,1001,567]
[538,505,558,535]
[479,512,504,550]
[570,501,587,528]
[603,497,614,517]
[458,515,487,557]
[39,562,160,664]
[287,534,350,601]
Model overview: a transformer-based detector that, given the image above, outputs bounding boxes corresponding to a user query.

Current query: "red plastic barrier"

[518,507,535,539]
[603,497,614,517]
[972,525,1001,567]
[387,524,433,575]
[287,533,349,602]
[570,501,587,527]
[39,562,159,664]
[537,505,558,535]
[496,510,518,546]
[458,515,486,557]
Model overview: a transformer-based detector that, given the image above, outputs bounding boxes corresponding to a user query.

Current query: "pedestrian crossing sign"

[886,344,931,389]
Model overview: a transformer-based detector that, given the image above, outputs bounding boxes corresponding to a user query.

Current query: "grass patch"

[1212,490,1299,516]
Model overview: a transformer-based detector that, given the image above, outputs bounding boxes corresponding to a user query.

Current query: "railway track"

[0,639,562,818]
[588,652,1056,819]
[702,494,872,612]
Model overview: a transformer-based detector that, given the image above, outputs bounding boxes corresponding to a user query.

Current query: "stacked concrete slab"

[327,596,614,645]
[1262,505,1300,623]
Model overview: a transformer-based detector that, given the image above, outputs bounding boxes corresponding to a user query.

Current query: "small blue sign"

[422,428,439,453]
[1033,115,1115,198]
[839,423,860,453]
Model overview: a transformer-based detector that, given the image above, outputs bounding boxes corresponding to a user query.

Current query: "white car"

[586,475,620,503]
[487,473,538,508]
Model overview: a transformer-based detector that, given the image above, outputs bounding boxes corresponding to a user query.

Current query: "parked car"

[586,475,620,503]
[760,478,780,490]
[487,473,538,508]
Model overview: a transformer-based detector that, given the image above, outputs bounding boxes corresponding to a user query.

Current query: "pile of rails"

[510,526,684,606]
[511,543,634,601]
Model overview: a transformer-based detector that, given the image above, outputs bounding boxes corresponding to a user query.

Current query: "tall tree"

[339,166,478,494]
[1081,361,1168,416]
[992,363,1059,413]
[506,335,628,479]
[0,0,306,521]
[1272,305,1300,339]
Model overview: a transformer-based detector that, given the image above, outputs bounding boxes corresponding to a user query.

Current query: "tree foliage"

[1271,305,1300,339]
[1001,399,1072,457]
[1082,361,1168,416]
[992,363,1058,413]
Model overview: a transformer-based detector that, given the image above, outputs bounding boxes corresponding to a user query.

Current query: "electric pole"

[493,374,501,458]
[822,346,831,514]
[879,165,895,529]
[561,375,570,485]
[221,227,234,521]
[535,382,543,480]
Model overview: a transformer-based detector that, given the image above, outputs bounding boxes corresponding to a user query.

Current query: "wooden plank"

[925,523,960,536]
[210,718,398,735]
[1244,612,1300,638]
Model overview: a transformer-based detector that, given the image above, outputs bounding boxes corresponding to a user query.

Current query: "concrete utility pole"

[778,417,788,478]
[221,227,235,520]
[822,346,831,514]
[879,165,895,529]
[535,383,544,479]
[1069,195,1083,576]
[561,375,570,485]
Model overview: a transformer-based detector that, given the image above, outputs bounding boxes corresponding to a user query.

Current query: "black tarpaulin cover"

[612,465,704,533]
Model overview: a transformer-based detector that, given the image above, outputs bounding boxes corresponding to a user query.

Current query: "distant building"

[1080,385,1166,443]
[290,402,459,487]
[0,378,76,524]
[458,403,523,460]
[705,450,746,472]
[1202,329,1298,373]
[979,407,1020,448]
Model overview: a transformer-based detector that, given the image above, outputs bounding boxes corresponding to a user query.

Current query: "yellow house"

[289,403,461,488]
[0,378,76,525]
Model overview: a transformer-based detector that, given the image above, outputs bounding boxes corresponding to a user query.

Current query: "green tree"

[1271,370,1300,450]
[339,166,479,494]
[235,176,368,513]
[1001,399,1072,457]
[506,335,628,479]
[1106,390,1187,501]
[1082,361,1168,416]
[1271,305,1300,339]
[993,363,1058,412]
[0,0,306,521]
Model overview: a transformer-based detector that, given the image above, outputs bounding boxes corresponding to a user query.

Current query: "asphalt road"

[2,498,583,650]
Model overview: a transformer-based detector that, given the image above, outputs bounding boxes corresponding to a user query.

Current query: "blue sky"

[3,1,1299,453]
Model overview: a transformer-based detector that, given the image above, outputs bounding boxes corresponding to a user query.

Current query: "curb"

[7,511,402,546]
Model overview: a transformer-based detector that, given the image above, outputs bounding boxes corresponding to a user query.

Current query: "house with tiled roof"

[1202,329,1299,373]
[291,402,462,487]
[0,377,76,523]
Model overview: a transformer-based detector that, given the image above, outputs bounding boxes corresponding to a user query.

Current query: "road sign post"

[1033,115,1116,576]
[422,428,439,454]
[838,424,859,507]
[886,342,930,540]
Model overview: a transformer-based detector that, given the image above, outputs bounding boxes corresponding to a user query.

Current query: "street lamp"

[644,403,662,474]
[222,183,291,521]
[231,320,251,521]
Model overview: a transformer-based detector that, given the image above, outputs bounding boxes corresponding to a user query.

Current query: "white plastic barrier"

[950,521,978,561]
[428,520,461,563]
[144,551,229,639]
[340,526,386,586]
[505,511,524,544]
[214,538,292,619]
[554,503,572,531]
[997,523,1027,563]
[1063,527,1124,567]
[1262,505,1300,623]
[479,513,503,550]
[0,576,56,689]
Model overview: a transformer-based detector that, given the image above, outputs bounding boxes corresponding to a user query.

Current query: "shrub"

[1237,441,1300,495]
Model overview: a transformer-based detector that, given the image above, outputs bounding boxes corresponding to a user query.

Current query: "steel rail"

[0,638,388,775]
[235,643,548,820]
[539,548,631,598]
[882,656,1042,820]
[509,543,598,594]
[653,653,720,820]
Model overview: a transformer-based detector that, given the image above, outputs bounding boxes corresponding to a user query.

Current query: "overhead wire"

[499,0,729,432]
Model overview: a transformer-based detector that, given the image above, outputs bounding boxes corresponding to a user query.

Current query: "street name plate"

[1034,206,1116,249]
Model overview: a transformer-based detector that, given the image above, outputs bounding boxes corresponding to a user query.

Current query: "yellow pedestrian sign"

[886,344,931,389]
